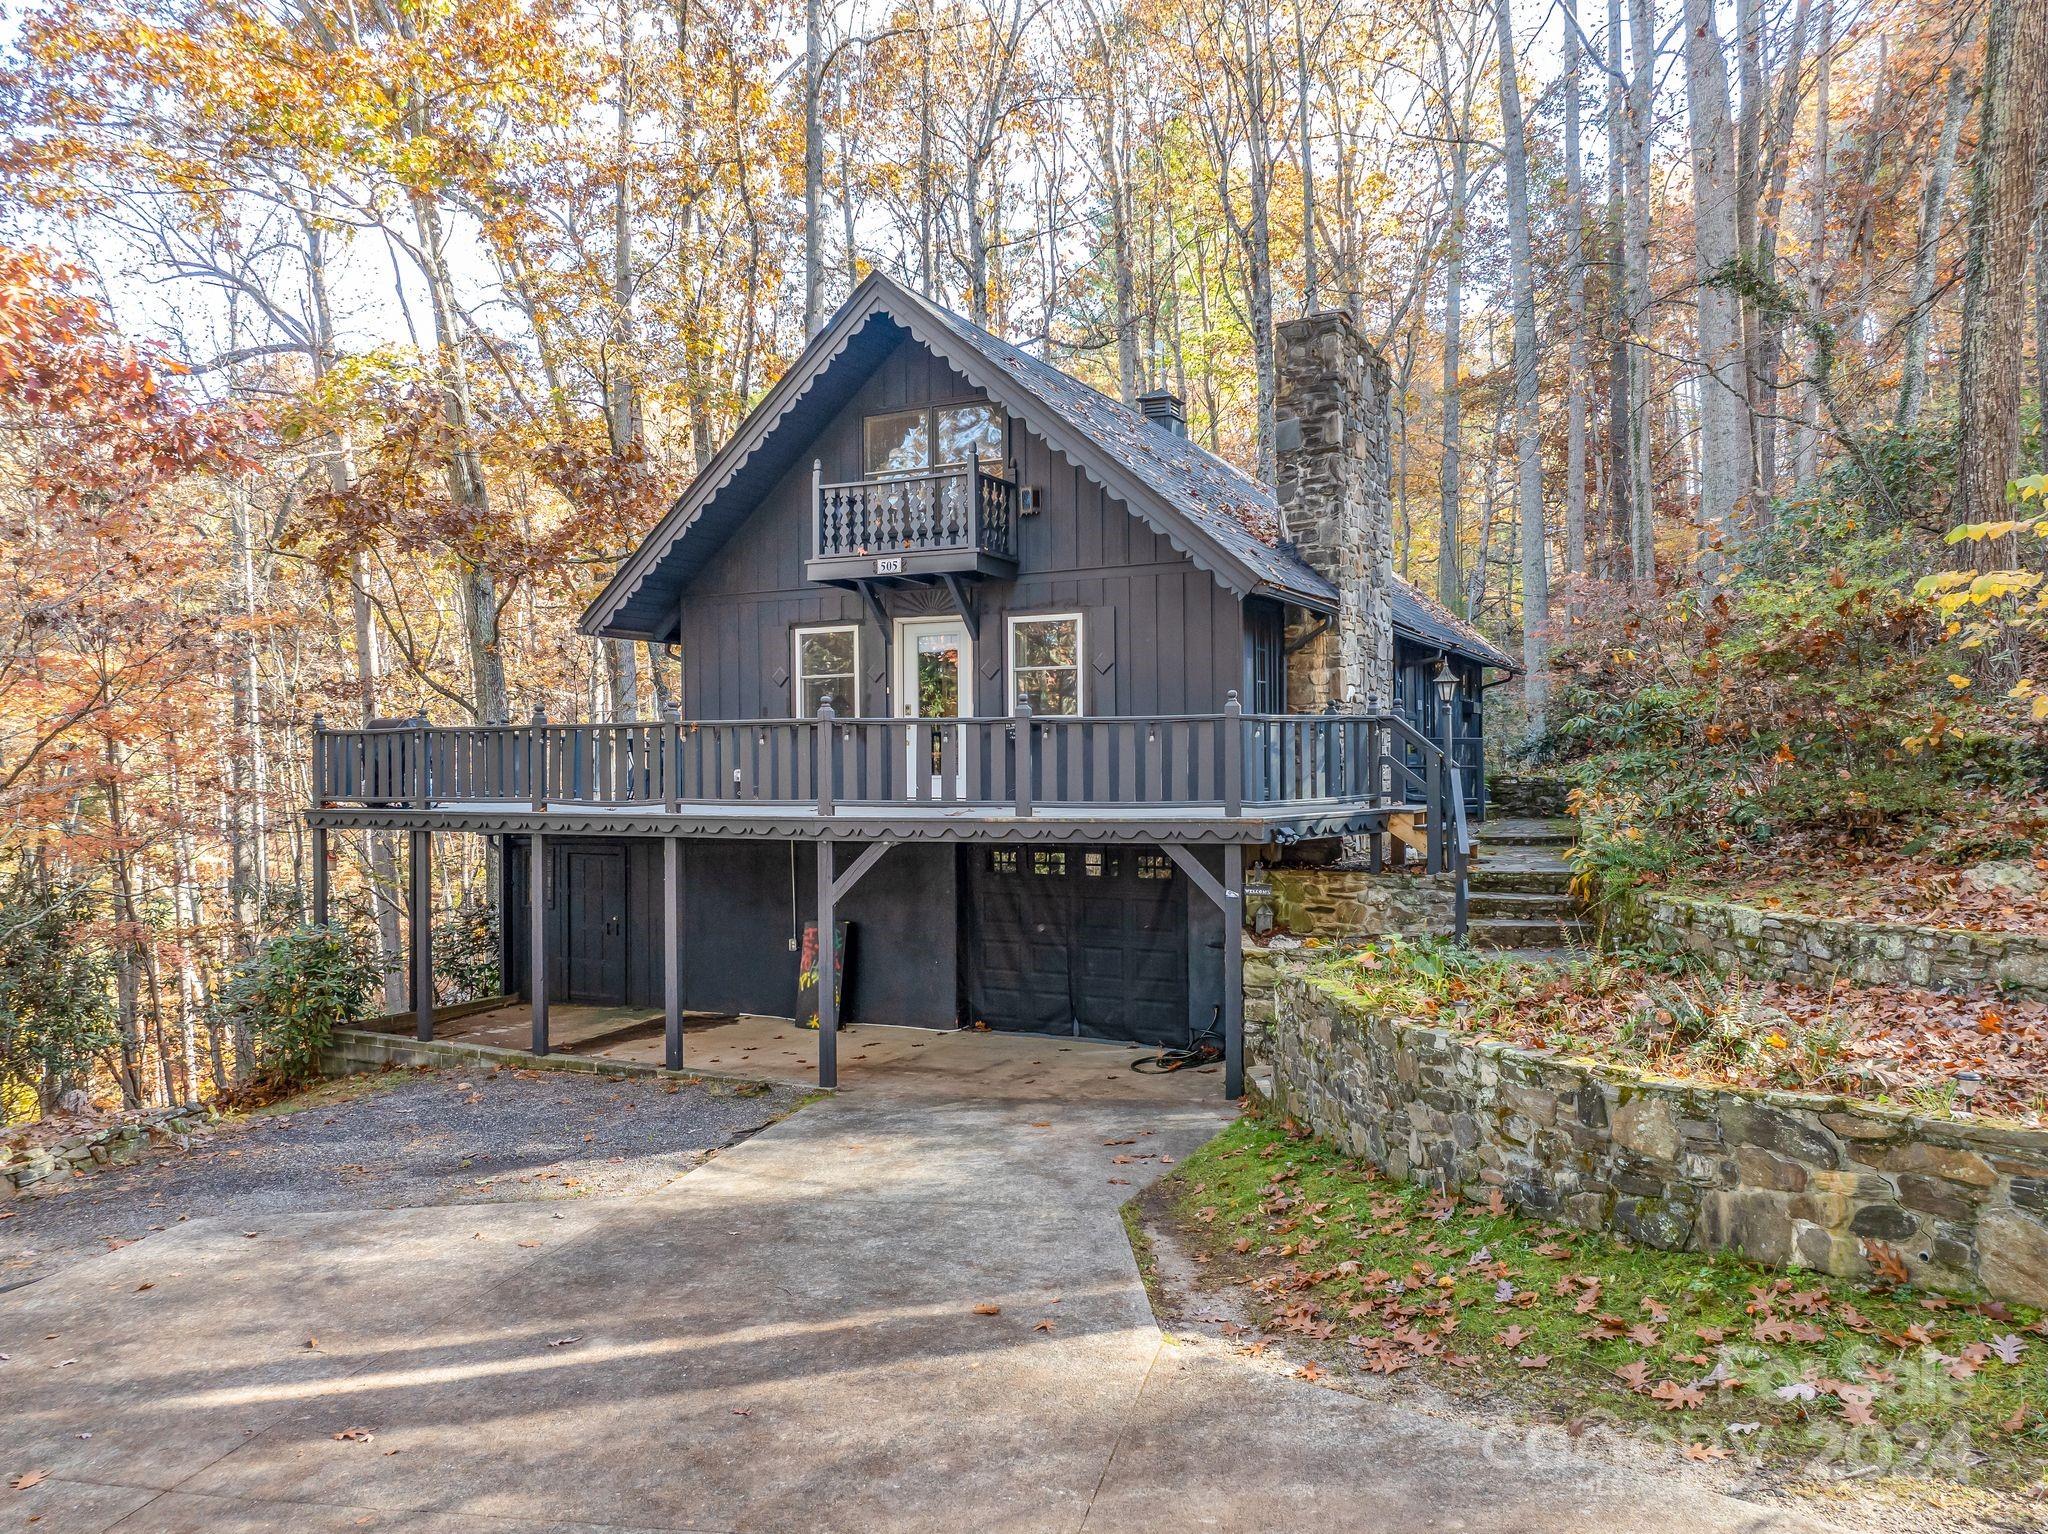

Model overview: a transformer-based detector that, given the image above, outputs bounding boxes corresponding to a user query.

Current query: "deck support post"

[1162,842,1245,1100]
[311,826,329,927]
[808,836,893,1092]
[663,835,683,1071]
[530,831,550,1057]
[815,840,838,1089]
[1221,842,1244,1099]
[409,828,433,1041]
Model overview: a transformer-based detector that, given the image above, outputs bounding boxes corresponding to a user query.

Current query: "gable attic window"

[863,403,1005,478]
[793,625,859,716]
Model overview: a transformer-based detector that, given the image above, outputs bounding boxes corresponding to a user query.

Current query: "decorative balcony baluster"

[812,463,1017,569]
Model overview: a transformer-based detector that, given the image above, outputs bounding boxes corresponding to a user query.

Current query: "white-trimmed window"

[793,625,859,717]
[1007,612,1083,716]
[863,402,1005,477]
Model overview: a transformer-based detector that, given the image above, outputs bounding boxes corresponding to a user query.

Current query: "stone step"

[1465,915,1594,951]
[1468,841,1574,896]
[1469,866,1574,896]
[1467,888,1580,920]
[1475,816,1576,848]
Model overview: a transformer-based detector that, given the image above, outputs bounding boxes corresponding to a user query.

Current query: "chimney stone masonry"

[1274,310,1396,712]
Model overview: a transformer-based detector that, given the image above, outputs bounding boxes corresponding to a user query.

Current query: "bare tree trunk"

[644,641,678,716]
[1956,0,2048,527]
[1626,0,1657,577]
[803,0,826,335]
[1563,0,1589,612]
[2037,205,2048,471]
[1293,0,1317,310]
[1495,0,1549,730]
[1244,0,1277,487]
[609,0,638,452]
[1434,17,1471,612]
[1734,0,1764,489]
[1605,0,1632,575]
[1749,0,1813,511]
[1683,0,1756,551]
[406,190,511,723]
[1794,0,1831,483]
[1897,16,1977,430]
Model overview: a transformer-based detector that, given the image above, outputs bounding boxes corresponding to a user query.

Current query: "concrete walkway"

[2,1066,1831,1533]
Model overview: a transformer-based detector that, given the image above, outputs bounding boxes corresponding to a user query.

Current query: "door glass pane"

[796,627,857,716]
[913,631,961,717]
[935,403,1005,469]
[864,410,929,477]
[1011,617,1081,716]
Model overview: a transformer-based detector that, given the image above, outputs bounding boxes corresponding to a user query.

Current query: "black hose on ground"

[1131,1008,1223,1073]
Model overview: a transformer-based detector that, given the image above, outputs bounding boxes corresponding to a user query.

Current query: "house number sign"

[875,556,903,574]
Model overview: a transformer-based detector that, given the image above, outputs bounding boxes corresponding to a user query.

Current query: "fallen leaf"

[546,1336,581,1348]
[1650,1380,1706,1411]
[9,1471,46,1491]
[332,1428,373,1443]
[972,1303,1001,1317]
[1034,1319,1056,1333]
[1682,1443,1730,1462]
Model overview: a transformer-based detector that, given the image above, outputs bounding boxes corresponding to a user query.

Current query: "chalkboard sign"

[797,920,851,1030]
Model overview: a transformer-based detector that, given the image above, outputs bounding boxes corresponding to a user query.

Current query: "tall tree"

[1625,0,1656,577]
[1682,0,1756,552]
[1561,0,1589,608]
[1495,0,1548,726]
[1954,0,2048,525]
[1896,15,1978,430]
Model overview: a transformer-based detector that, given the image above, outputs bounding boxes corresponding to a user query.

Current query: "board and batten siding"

[673,334,1251,720]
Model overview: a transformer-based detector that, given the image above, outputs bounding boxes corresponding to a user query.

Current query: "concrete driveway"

[2,1054,1831,1533]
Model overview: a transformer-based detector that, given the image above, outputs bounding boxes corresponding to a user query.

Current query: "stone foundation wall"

[1267,967,2048,1308]
[3,1103,215,1196]
[1267,868,1455,940]
[1642,893,2048,1000]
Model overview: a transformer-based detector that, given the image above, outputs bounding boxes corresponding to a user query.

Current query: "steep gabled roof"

[581,272,1515,672]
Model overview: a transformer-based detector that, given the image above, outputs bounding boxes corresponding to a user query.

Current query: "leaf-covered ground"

[1317,941,2048,1126]
[1684,851,2048,937]
[1156,1113,2048,1501]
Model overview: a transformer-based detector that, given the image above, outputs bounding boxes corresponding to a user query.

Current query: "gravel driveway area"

[0,1067,803,1290]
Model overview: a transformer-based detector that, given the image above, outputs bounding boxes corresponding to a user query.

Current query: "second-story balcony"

[807,462,1019,585]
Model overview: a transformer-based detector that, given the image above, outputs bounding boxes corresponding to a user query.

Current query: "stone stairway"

[1466,816,1591,956]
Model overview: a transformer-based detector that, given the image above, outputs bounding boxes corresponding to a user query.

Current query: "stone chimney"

[1136,389,1187,437]
[1274,310,1395,712]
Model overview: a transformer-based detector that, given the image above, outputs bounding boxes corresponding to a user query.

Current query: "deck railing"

[813,463,1017,563]
[311,700,1466,870]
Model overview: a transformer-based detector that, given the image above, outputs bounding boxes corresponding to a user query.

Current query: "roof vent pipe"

[1135,390,1187,438]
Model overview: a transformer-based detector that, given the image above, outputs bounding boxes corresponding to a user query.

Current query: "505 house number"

[875,556,903,574]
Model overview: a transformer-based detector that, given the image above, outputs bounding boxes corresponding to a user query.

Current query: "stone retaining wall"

[1266,965,2048,1308]
[1486,774,1571,818]
[1266,868,1454,940]
[1642,892,2048,1000]
[3,1103,215,1196]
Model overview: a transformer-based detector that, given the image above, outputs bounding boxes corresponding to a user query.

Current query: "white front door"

[895,617,972,797]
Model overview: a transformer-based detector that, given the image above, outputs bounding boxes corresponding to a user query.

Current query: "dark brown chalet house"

[308,273,1513,1098]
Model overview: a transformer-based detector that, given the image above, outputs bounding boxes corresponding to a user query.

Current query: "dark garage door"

[967,846,1189,1048]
